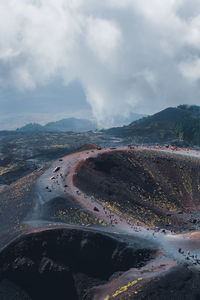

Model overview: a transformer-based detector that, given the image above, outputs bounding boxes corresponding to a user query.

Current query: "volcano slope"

[74,148,200,231]
[1,146,200,299]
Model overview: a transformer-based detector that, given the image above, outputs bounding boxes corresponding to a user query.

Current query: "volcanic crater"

[74,149,200,231]
[0,228,156,300]
[1,146,200,299]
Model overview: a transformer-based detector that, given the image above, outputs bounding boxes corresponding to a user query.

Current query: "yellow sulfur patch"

[112,277,143,297]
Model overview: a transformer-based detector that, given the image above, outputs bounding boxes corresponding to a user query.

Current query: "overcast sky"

[1,0,200,129]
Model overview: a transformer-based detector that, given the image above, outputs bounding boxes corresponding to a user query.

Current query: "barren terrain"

[0,144,200,299]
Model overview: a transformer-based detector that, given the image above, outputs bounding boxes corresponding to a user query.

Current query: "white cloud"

[86,17,121,64]
[179,58,200,81]
[0,0,200,125]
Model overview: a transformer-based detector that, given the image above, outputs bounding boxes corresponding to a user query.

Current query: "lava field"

[0,146,200,299]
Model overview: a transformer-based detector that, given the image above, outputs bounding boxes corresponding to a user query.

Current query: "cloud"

[179,58,200,81]
[86,17,121,64]
[1,0,200,125]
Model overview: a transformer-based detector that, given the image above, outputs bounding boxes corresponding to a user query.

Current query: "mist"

[1,0,200,127]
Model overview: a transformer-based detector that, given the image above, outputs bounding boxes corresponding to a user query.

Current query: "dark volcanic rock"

[38,257,69,274]
[133,266,200,300]
[0,279,31,300]
[93,206,99,212]
[73,273,105,300]
[0,228,155,300]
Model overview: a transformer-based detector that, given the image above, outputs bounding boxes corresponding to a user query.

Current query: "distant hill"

[16,123,44,132]
[106,105,200,146]
[43,118,97,132]
[17,118,98,133]
[16,113,145,133]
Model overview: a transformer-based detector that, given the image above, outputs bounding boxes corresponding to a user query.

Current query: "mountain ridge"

[16,112,146,133]
[16,117,98,133]
[106,105,200,146]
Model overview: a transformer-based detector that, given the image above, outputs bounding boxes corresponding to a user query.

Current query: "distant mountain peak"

[16,123,44,132]
[17,118,98,133]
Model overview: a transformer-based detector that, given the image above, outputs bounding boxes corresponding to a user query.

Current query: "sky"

[1,0,200,129]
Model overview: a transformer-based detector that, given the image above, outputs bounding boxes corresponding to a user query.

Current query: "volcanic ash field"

[0,146,200,300]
